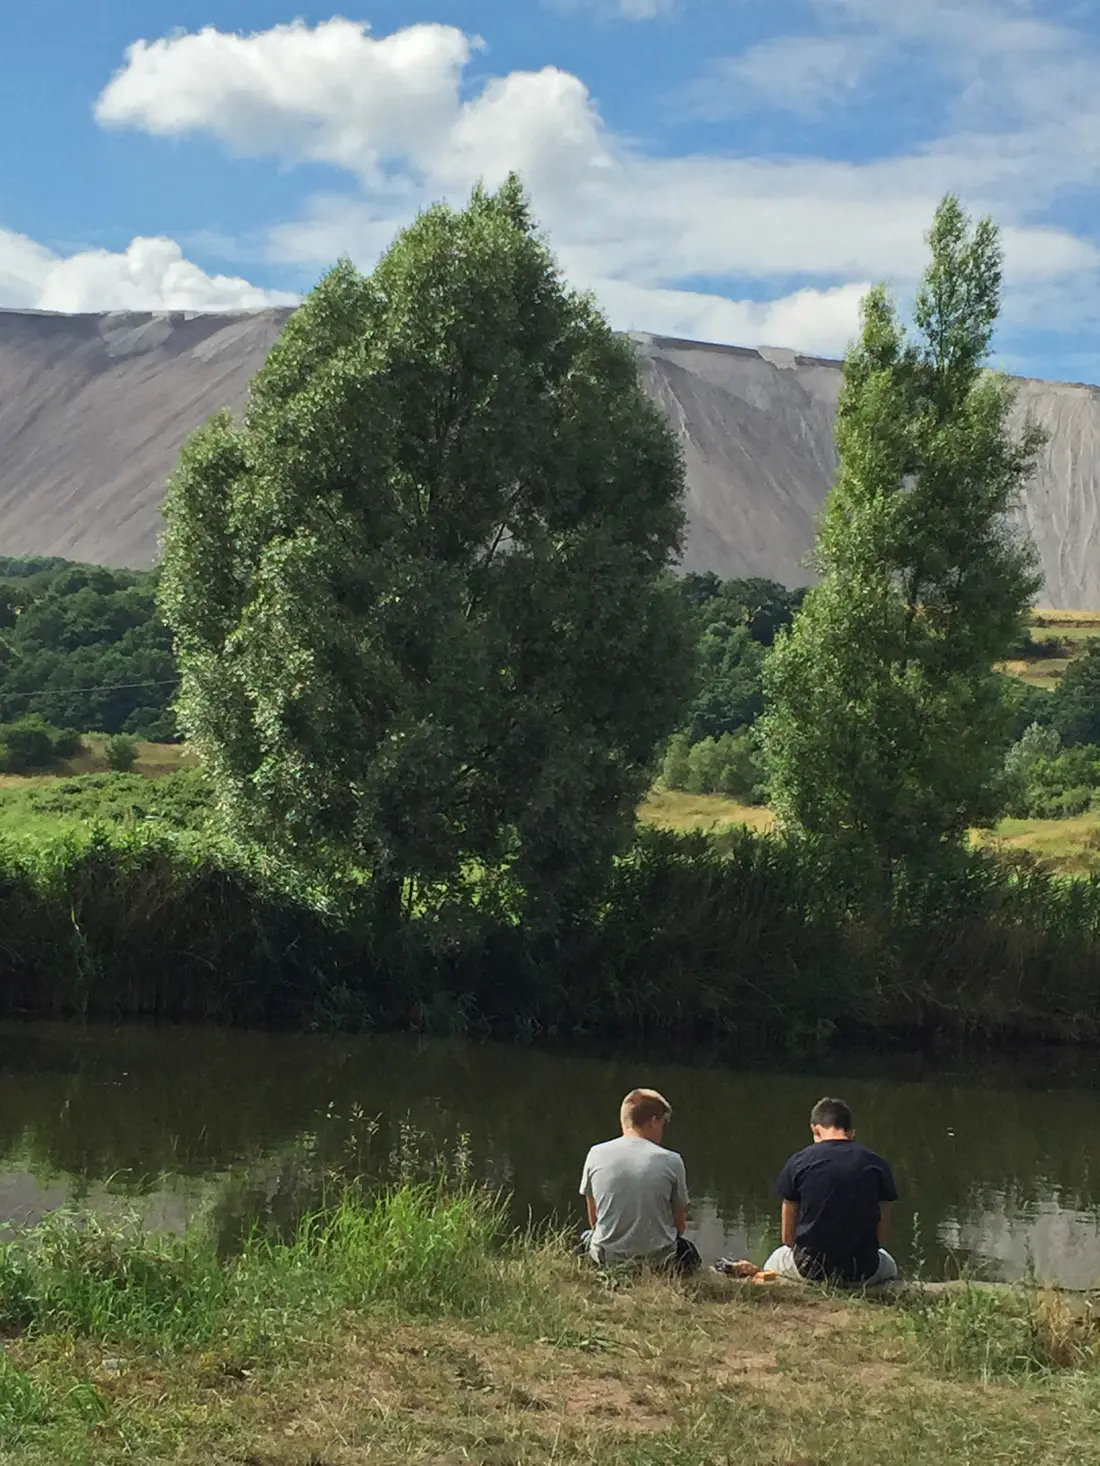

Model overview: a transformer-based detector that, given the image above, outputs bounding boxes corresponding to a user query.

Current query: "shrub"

[0,715,75,773]
[1004,739,1100,819]
[1050,640,1100,746]
[668,730,767,802]
[661,732,692,790]
[104,733,138,772]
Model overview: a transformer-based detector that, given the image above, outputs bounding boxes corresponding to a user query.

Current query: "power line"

[0,678,178,705]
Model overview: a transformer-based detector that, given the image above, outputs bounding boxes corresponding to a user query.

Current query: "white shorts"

[763,1244,898,1288]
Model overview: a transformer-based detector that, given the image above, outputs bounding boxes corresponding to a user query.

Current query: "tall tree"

[159,177,691,923]
[761,197,1043,870]
[1049,643,1100,747]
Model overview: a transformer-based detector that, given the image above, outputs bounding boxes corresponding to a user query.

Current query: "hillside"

[633,334,1100,607]
[1,310,1099,606]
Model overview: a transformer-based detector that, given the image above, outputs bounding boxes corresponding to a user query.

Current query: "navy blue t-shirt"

[775,1140,898,1283]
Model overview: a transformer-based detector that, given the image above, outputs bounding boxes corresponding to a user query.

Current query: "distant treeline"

[0,557,177,740]
[662,573,1100,820]
[6,550,1100,826]
[0,555,813,765]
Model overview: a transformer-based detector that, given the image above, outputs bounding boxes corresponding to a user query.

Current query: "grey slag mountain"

[1,310,1098,607]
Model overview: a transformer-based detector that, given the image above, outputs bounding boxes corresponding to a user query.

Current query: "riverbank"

[2,817,1100,1047]
[2,1188,1098,1466]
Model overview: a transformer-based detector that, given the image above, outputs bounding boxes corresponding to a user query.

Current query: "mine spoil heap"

[0,310,1096,608]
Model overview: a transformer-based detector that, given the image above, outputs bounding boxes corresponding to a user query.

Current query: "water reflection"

[0,1023,1098,1285]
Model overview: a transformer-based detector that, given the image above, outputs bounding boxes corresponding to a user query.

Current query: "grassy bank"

[2,1186,1099,1465]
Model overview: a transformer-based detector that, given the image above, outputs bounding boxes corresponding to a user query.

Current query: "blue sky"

[2,0,1100,380]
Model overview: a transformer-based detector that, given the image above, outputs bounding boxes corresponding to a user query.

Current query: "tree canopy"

[762,196,1044,869]
[160,177,692,921]
[0,559,176,739]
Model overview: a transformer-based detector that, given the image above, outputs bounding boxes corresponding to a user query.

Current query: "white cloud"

[615,0,673,15]
[691,36,874,117]
[0,231,295,312]
[551,0,675,19]
[96,19,475,179]
[595,278,870,356]
[90,12,1100,357]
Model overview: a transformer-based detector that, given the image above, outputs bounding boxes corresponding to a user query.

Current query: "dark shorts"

[573,1231,702,1275]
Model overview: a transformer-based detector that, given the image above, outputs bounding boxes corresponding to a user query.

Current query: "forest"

[0,556,176,744]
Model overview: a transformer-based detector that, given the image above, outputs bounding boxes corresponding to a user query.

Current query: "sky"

[3,0,1100,380]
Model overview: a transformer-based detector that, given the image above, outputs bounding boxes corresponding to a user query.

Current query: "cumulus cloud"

[90,12,1100,356]
[0,230,295,312]
[96,19,475,179]
[594,279,870,356]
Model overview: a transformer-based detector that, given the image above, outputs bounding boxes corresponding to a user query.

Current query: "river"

[0,1022,1098,1286]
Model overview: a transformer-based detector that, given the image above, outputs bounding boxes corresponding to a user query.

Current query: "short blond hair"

[620,1088,672,1130]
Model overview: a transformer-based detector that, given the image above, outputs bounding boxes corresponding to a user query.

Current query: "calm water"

[1,1022,1099,1285]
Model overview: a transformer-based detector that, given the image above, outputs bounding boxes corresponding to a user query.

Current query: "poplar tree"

[761,197,1044,869]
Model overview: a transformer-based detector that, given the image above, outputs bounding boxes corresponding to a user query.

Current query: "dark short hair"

[810,1097,853,1131]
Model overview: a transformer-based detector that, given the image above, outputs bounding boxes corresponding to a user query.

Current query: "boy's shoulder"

[783,1143,817,1170]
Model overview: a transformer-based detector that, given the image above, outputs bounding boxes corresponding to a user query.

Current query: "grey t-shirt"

[579,1135,689,1264]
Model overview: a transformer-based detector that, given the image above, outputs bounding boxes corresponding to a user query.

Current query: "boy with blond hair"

[578,1088,699,1272]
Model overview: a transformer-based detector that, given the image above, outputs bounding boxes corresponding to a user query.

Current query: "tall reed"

[2,819,1100,1045]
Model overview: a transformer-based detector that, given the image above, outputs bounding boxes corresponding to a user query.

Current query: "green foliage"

[0,770,210,835]
[661,732,692,790]
[688,623,766,741]
[0,1184,509,1356]
[0,716,82,773]
[1004,733,1100,819]
[275,1184,509,1320]
[763,197,1044,870]
[1049,641,1100,747]
[1004,675,1053,743]
[0,1351,105,1450]
[0,818,1099,1046]
[104,734,138,772]
[1004,722,1062,786]
[660,575,800,798]
[677,574,806,648]
[0,1212,227,1348]
[160,177,691,925]
[0,558,177,739]
[663,729,766,802]
[902,1285,1100,1378]
[672,574,803,742]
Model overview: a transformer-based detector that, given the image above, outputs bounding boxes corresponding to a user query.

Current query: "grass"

[0,770,211,841]
[979,813,1100,875]
[1032,610,1100,627]
[642,789,1100,876]
[3,1188,1100,1465]
[639,786,775,834]
[998,656,1074,688]
[0,737,197,789]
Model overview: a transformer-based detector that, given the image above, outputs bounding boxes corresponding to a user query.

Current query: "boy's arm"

[672,1158,689,1235]
[580,1152,597,1230]
[877,1202,892,1246]
[781,1199,799,1247]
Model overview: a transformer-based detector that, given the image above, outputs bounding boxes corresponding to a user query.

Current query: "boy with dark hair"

[764,1096,898,1287]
